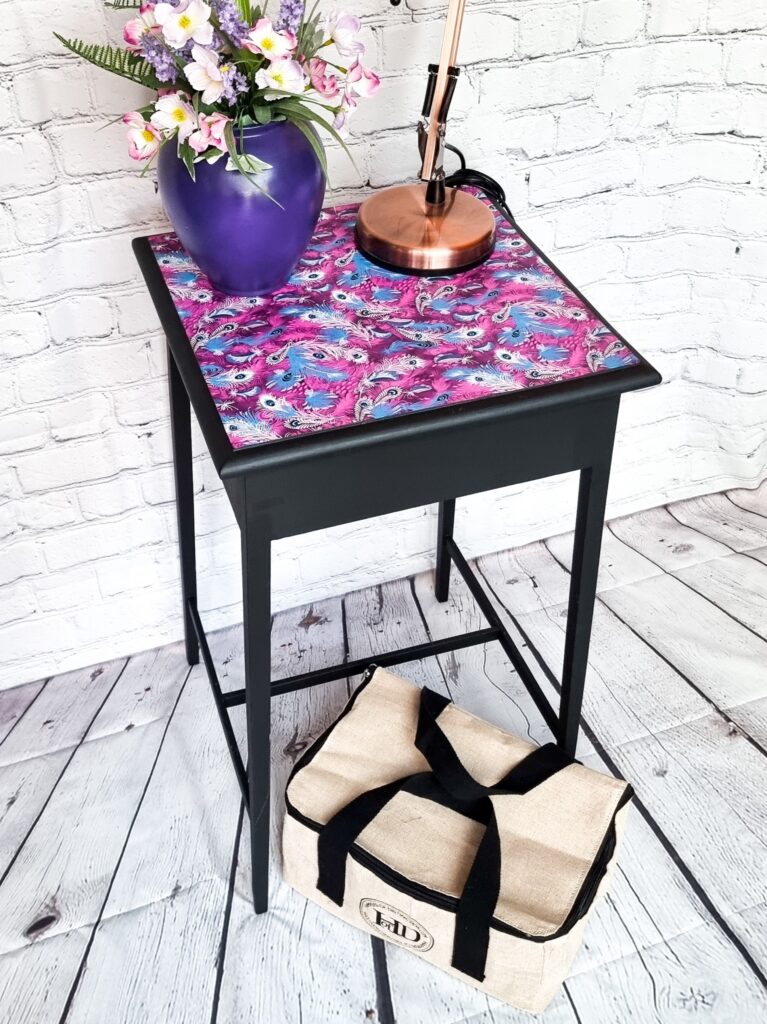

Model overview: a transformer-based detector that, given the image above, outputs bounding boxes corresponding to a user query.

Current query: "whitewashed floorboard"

[674,554,767,642]
[608,505,732,572]
[0,650,189,1024]
[217,598,380,1024]
[546,526,662,594]
[667,493,767,552]
[601,574,767,710]
[63,630,244,1024]
[0,681,45,747]
[0,658,128,883]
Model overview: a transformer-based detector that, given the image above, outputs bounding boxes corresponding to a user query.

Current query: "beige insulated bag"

[283,667,632,1013]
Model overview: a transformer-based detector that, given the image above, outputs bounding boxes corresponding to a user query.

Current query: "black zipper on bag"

[285,784,632,944]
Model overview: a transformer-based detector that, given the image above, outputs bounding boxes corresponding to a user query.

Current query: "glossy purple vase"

[157,121,325,296]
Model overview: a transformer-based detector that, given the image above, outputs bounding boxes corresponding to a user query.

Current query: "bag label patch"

[359,899,434,952]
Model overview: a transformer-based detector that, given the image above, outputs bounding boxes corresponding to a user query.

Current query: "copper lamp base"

[356,183,496,273]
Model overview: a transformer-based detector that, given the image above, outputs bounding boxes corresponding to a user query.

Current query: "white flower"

[255,57,306,97]
[326,14,364,58]
[183,45,225,104]
[154,0,213,49]
[150,92,198,141]
[123,111,161,160]
[244,18,297,59]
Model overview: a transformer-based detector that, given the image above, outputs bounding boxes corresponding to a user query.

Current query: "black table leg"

[168,345,199,667]
[241,478,272,913]
[435,499,456,602]
[558,459,612,760]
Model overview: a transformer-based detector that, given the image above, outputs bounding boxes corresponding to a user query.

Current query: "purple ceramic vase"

[157,121,325,296]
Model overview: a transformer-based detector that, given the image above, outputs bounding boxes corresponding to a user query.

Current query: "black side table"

[134,192,660,912]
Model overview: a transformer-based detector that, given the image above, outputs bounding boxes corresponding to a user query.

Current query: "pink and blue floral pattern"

[149,197,639,450]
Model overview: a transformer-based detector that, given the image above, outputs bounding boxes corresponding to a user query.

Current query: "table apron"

[224,395,620,540]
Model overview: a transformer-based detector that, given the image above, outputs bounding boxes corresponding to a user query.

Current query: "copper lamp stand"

[356,0,495,273]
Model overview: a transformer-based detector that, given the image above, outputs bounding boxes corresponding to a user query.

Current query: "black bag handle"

[316,686,568,980]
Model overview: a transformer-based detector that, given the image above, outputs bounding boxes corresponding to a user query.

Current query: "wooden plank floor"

[1,483,766,1024]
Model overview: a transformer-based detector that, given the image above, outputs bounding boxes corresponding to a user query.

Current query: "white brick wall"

[1,1,766,688]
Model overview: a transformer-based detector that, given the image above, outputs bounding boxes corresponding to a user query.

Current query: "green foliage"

[54,34,163,89]
[223,121,282,205]
[103,0,142,9]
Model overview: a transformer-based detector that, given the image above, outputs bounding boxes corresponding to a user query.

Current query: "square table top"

[146,195,653,454]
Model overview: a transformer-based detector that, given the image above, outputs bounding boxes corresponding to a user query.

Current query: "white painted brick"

[624,234,738,278]
[35,566,101,613]
[95,547,178,599]
[14,433,145,492]
[2,614,78,663]
[554,200,609,247]
[113,380,168,429]
[1,234,138,303]
[674,90,740,134]
[78,477,143,519]
[587,274,692,319]
[42,509,165,570]
[381,13,515,73]
[87,175,162,233]
[84,64,153,118]
[16,341,149,404]
[734,240,767,279]
[483,55,602,113]
[0,81,17,130]
[518,4,580,58]
[0,583,37,627]
[606,194,668,236]
[46,293,113,345]
[642,140,758,189]
[0,133,55,193]
[708,0,767,35]
[0,0,109,65]
[8,186,91,246]
[0,411,48,455]
[726,192,767,236]
[726,38,767,86]
[647,0,707,37]
[51,119,132,177]
[615,93,676,139]
[460,110,558,161]
[49,392,113,441]
[663,186,730,233]
[582,0,644,45]
[15,490,80,531]
[643,41,724,89]
[556,105,611,153]
[0,311,48,359]
[737,93,767,137]
[552,241,625,287]
[0,541,44,587]
[14,66,94,125]
[528,149,637,205]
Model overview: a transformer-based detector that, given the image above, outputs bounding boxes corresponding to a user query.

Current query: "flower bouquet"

[57,0,379,181]
[57,1,380,294]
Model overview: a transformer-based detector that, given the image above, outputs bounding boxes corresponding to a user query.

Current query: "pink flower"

[346,59,380,98]
[189,111,230,155]
[124,2,160,50]
[123,110,161,161]
[308,57,340,100]
[333,92,358,133]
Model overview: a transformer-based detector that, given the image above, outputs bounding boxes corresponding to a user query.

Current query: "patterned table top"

[149,197,641,451]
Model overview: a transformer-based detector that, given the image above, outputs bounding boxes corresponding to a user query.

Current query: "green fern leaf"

[103,0,142,8]
[54,34,163,89]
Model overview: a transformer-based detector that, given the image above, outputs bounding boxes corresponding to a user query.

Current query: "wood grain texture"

[63,630,242,1024]
[609,505,732,572]
[727,479,767,518]
[601,574,767,710]
[0,681,45,747]
[674,554,767,642]
[667,493,767,553]
[0,650,189,1024]
[216,598,380,1024]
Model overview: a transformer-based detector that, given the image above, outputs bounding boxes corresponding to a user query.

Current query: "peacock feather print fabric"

[149,196,640,450]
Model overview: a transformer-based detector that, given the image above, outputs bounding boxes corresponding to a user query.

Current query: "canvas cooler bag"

[283,667,632,1013]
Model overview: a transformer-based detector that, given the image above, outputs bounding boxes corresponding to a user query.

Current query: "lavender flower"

[210,0,251,47]
[275,0,305,35]
[141,34,181,83]
[221,64,248,105]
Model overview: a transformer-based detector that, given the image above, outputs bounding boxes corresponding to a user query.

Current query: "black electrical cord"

[443,143,515,224]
